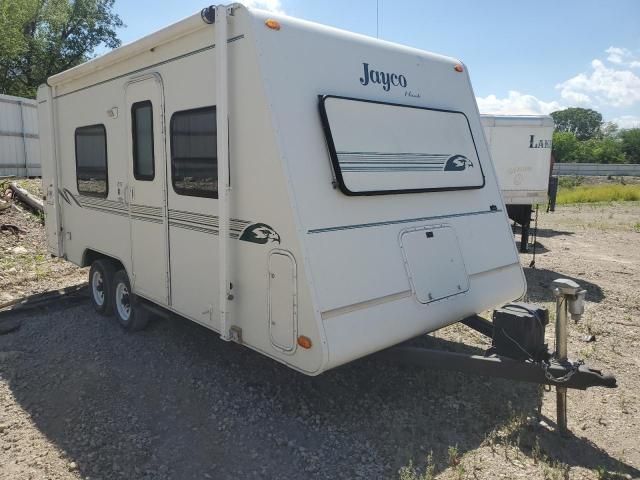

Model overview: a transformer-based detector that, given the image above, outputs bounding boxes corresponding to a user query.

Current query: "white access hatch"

[400,225,469,303]
[268,250,298,352]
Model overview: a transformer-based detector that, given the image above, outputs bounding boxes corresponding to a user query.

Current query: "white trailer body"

[480,115,554,206]
[38,4,525,375]
[0,93,40,177]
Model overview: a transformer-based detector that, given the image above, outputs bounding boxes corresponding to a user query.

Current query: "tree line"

[0,0,122,98]
[551,108,640,164]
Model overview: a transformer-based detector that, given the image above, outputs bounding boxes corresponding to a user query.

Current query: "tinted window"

[170,107,217,198]
[132,101,155,180]
[75,124,108,197]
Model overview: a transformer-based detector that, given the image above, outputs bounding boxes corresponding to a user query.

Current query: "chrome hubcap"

[92,270,105,306]
[116,282,131,321]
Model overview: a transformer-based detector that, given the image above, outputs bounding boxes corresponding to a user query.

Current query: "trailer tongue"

[384,346,616,391]
[384,278,616,435]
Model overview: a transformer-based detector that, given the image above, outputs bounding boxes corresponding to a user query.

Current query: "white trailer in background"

[0,93,40,177]
[481,115,555,252]
[37,3,528,375]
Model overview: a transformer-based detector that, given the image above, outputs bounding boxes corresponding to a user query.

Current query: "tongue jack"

[551,279,587,436]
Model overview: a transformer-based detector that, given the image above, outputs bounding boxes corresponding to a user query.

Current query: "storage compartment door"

[400,225,469,303]
[268,250,297,352]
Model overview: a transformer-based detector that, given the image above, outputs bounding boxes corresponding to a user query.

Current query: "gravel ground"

[1,202,639,480]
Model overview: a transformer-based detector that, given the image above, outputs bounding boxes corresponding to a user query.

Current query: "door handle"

[117,181,127,204]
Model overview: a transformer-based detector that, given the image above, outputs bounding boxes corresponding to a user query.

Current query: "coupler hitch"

[384,278,616,436]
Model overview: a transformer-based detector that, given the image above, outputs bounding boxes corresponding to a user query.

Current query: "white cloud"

[611,115,640,129]
[559,90,592,105]
[605,46,640,68]
[236,0,284,14]
[606,47,628,64]
[476,90,564,115]
[556,59,640,108]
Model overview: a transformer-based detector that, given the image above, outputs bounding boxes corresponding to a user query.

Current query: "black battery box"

[492,302,549,361]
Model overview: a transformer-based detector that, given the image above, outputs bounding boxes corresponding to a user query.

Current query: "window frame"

[318,94,486,196]
[131,100,156,181]
[74,123,109,198]
[169,105,218,199]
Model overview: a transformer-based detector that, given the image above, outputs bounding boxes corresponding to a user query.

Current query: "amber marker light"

[265,19,281,30]
[297,335,312,349]
[454,64,464,73]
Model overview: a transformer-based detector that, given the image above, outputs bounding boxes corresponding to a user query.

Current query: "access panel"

[268,250,298,352]
[400,225,469,304]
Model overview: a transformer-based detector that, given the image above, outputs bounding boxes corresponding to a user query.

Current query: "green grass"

[556,184,640,205]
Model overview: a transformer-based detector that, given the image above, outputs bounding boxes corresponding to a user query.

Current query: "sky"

[111,0,640,128]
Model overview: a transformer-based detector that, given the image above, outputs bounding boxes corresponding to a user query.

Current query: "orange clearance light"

[454,64,464,73]
[297,335,312,349]
[265,19,281,30]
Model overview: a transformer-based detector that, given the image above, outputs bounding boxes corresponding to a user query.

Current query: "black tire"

[111,270,149,331]
[89,260,117,316]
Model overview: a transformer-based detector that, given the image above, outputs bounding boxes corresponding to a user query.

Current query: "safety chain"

[542,359,585,384]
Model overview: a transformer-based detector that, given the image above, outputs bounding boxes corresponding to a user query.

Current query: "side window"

[170,106,217,198]
[132,101,155,181]
[75,124,108,197]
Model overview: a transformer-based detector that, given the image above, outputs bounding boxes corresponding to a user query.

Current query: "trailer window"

[131,101,155,181]
[75,124,108,197]
[170,107,217,198]
[319,95,485,195]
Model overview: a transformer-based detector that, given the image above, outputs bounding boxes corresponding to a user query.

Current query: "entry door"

[124,75,169,304]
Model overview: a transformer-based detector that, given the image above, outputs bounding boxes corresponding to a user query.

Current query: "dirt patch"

[1,179,85,306]
[0,201,638,480]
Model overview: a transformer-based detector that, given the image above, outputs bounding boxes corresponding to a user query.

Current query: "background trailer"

[481,114,555,252]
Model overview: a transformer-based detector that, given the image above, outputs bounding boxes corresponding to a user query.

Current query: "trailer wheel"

[112,270,149,331]
[89,260,116,316]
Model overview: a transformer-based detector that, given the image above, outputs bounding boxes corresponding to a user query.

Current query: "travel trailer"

[481,115,555,252]
[38,3,529,376]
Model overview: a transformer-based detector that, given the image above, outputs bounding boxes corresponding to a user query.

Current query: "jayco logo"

[359,62,407,91]
[529,135,552,149]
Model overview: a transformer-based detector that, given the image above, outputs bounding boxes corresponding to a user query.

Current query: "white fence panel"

[0,93,40,177]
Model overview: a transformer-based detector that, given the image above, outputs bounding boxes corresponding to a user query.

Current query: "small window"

[170,106,217,198]
[132,101,155,180]
[75,124,108,197]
